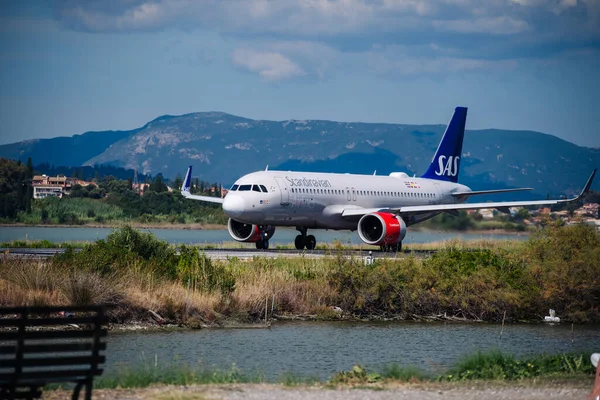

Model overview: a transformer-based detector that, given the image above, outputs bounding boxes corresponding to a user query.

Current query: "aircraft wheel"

[256,241,264,250]
[294,235,305,250]
[305,235,316,250]
[263,240,269,250]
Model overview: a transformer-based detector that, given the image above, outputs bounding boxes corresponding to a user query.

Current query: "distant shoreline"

[0,222,227,230]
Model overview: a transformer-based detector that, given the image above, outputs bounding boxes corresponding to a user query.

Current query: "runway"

[0,247,436,260]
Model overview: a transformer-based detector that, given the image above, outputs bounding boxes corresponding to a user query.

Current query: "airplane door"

[352,188,356,201]
[346,187,351,201]
[274,177,290,205]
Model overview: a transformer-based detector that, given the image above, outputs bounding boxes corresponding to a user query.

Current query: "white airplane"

[181,107,596,251]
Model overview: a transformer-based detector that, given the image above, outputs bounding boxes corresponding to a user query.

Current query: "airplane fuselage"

[223,170,471,230]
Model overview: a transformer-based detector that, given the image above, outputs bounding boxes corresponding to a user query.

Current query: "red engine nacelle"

[227,218,275,243]
[357,212,407,246]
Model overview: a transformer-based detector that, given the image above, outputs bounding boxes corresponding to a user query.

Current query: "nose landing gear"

[294,227,316,250]
[256,240,269,249]
[255,226,271,250]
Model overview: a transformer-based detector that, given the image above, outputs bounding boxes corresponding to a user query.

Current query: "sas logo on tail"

[435,155,460,177]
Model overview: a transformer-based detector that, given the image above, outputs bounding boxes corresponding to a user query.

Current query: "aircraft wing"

[181,166,225,205]
[342,169,596,219]
[451,187,532,197]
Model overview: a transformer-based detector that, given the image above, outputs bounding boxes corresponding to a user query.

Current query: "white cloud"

[433,16,531,35]
[52,0,599,39]
[231,48,306,81]
[49,0,600,81]
[364,44,519,76]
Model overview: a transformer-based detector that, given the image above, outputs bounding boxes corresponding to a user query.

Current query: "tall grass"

[2,224,598,324]
[86,350,596,389]
[441,350,595,381]
[96,363,264,389]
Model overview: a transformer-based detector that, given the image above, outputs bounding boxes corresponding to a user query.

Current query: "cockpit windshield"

[229,184,268,193]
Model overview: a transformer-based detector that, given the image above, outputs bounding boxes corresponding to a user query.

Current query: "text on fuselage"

[435,156,460,177]
[286,176,332,188]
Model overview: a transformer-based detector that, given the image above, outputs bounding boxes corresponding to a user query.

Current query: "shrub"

[178,245,236,295]
[60,269,123,306]
[53,226,178,279]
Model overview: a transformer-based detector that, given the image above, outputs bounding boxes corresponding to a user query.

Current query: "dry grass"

[232,267,333,316]
[122,272,223,322]
[406,238,524,251]
[0,258,64,307]
[0,254,339,324]
[61,270,124,306]
[0,279,63,307]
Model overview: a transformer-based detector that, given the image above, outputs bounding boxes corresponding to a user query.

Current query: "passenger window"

[231,184,239,191]
[239,184,251,191]
[260,185,268,193]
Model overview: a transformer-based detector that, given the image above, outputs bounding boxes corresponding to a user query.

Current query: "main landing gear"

[380,243,402,253]
[294,227,316,250]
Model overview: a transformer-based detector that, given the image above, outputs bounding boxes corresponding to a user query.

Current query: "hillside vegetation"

[0,158,227,226]
[1,224,598,325]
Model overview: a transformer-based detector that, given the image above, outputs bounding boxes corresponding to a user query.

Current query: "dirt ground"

[42,381,592,400]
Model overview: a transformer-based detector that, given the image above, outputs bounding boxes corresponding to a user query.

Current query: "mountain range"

[1,112,599,199]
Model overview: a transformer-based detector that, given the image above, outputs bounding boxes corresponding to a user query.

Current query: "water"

[0,226,527,245]
[106,321,599,380]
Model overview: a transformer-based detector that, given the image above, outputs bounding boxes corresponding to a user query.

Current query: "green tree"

[25,157,33,213]
[173,174,183,191]
[514,208,530,221]
[0,158,29,219]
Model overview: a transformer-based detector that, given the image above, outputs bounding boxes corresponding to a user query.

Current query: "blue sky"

[1,0,599,147]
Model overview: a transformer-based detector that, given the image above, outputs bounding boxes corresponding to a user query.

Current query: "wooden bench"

[0,305,109,400]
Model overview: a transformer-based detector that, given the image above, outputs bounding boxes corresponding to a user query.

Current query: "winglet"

[577,168,596,200]
[182,166,192,193]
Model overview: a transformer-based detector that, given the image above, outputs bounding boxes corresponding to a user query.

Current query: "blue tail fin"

[182,166,192,192]
[421,106,467,183]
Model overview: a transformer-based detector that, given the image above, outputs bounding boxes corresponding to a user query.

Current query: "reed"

[96,363,264,388]
[440,350,595,381]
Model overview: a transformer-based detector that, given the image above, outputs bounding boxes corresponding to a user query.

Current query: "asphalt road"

[0,247,434,260]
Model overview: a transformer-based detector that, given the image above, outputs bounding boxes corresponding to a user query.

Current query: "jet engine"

[357,212,407,246]
[227,218,275,243]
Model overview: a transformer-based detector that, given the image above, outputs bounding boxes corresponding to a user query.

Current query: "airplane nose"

[223,194,245,217]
